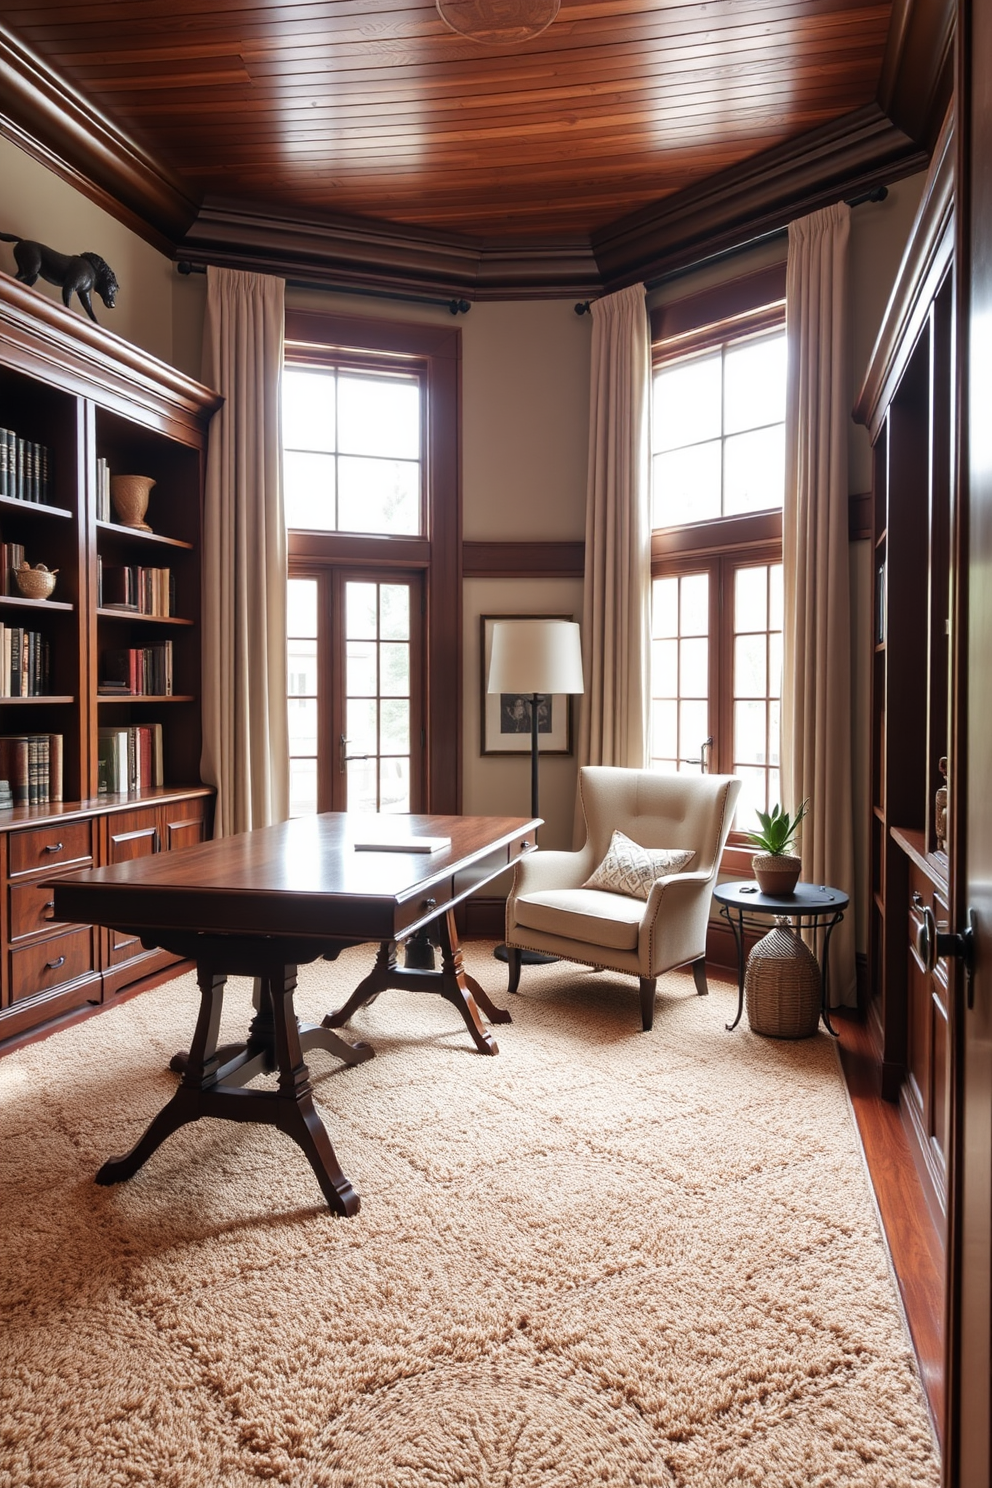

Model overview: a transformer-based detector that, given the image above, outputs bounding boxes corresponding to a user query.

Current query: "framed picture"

[480,613,574,755]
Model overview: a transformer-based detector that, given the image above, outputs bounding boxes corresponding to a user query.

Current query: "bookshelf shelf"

[0,269,220,1045]
[96,609,193,625]
[96,520,194,551]
[0,595,74,613]
[98,694,195,703]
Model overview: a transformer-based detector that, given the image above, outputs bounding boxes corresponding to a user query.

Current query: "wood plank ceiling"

[0,0,950,295]
[0,0,900,238]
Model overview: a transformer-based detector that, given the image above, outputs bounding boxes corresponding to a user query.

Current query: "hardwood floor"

[832,1006,945,1445]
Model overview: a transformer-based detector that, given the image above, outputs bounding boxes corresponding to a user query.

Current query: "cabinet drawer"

[162,799,208,853]
[10,926,95,1003]
[9,882,66,940]
[9,821,93,878]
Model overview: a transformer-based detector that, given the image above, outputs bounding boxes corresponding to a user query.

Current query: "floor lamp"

[487,618,584,963]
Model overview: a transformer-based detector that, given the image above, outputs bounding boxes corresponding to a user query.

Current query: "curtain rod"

[174,260,471,315]
[573,185,889,315]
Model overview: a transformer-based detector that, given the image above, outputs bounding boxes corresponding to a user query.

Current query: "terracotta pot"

[110,474,155,531]
[752,853,802,896]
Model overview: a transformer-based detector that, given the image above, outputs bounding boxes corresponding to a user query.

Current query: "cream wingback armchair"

[505,767,742,1030]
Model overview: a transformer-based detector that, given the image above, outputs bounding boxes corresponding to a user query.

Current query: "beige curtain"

[200,266,289,837]
[579,282,652,770]
[782,203,857,1006]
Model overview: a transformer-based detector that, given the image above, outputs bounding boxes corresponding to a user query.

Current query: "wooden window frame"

[651,288,786,870]
[284,310,461,814]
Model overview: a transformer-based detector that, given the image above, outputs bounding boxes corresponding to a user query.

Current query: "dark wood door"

[947,5,992,1481]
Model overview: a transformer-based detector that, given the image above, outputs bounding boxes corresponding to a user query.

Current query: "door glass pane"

[652,577,679,638]
[287,638,317,697]
[346,582,378,640]
[288,697,318,753]
[379,757,410,814]
[734,633,766,697]
[379,642,410,697]
[338,374,419,460]
[652,638,678,696]
[380,583,411,640]
[679,701,709,763]
[347,757,378,814]
[680,573,709,635]
[652,700,678,760]
[735,566,767,631]
[346,640,377,696]
[679,637,707,698]
[380,698,409,753]
[734,700,768,764]
[346,698,377,755]
[288,578,318,637]
[289,758,317,818]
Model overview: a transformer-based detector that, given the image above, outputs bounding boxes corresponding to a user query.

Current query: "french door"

[288,567,425,815]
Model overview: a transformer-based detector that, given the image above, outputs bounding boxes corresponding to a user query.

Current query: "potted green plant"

[745,800,809,896]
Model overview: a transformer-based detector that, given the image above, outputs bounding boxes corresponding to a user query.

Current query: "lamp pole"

[529,691,541,823]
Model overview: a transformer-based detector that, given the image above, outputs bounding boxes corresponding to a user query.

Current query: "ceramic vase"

[110,474,155,532]
[752,852,802,896]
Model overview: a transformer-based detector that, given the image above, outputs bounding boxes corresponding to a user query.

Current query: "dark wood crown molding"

[593,104,930,293]
[0,22,196,250]
[178,200,602,303]
[877,0,954,153]
[853,106,953,437]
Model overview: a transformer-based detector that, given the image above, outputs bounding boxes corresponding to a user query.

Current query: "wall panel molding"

[462,541,585,578]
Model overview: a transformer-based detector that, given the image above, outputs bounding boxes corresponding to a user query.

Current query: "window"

[283,365,423,536]
[281,311,461,819]
[650,291,786,836]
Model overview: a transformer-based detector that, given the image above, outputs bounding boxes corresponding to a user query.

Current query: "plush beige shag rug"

[0,946,939,1487]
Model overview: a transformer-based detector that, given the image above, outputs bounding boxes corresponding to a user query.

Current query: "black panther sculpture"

[0,233,118,323]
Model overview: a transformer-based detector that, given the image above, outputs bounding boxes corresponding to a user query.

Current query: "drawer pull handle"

[43,842,63,854]
[46,955,65,971]
[912,890,925,910]
[424,897,437,911]
[44,901,55,918]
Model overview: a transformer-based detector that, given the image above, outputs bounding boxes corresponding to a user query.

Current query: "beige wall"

[2,132,927,922]
[0,135,174,362]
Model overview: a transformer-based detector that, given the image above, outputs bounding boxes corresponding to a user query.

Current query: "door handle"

[339,734,371,773]
[917,905,977,1006]
[678,737,713,773]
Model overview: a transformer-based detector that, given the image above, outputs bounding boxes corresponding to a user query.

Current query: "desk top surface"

[51,812,539,942]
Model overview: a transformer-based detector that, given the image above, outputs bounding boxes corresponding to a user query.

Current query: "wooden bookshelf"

[0,268,220,1043]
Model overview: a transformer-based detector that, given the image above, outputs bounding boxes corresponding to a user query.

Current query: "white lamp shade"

[487,619,584,696]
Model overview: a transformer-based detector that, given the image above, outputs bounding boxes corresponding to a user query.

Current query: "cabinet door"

[161,797,208,853]
[105,806,160,965]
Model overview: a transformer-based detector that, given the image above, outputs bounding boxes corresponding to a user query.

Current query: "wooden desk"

[52,812,538,1215]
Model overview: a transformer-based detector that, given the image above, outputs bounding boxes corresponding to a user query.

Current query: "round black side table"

[713,881,850,1036]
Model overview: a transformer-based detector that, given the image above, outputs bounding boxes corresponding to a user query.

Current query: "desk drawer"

[10,926,95,1003]
[9,882,66,940]
[9,821,93,878]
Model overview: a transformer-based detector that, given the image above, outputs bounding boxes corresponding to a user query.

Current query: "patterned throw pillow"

[582,830,695,900]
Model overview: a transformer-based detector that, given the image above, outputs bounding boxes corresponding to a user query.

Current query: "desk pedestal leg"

[97,963,362,1216]
[323,909,510,1055]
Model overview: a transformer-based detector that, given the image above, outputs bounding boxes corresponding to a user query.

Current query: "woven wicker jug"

[745,916,821,1038]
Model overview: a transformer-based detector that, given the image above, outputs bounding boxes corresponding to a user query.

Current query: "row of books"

[0,430,51,504]
[97,556,174,616]
[0,733,63,805]
[0,625,51,697]
[97,724,164,795]
[99,641,173,696]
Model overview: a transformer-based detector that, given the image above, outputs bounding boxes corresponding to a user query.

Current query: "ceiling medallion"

[436,0,560,44]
